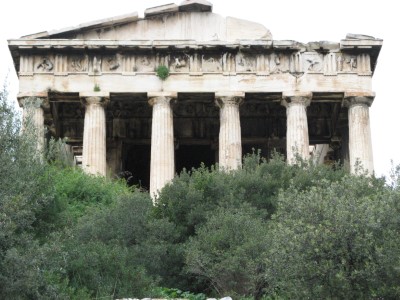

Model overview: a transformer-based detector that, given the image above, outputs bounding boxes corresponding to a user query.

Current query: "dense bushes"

[2,87,400,299]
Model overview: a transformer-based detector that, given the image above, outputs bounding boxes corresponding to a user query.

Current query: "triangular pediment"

[22,1,272,42]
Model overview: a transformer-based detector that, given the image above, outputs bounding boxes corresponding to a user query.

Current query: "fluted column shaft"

[344,93,374,175]
[81,96,108,176]
[20,96,46,153]
[216,92,244,170]
[282,92,312,164]
[149,92,176,200]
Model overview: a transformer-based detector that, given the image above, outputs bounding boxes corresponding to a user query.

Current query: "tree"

[185,204,269,298]
[265,174,400,299]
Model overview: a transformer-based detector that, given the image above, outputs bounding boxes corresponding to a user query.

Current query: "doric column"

[281,91,312,163]
[344,92,374,175]
[215,92,244,170]
[80,92,109,176]
[148,92,177,200]
[18,93,48,153]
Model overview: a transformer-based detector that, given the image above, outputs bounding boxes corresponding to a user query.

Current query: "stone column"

[80,93,109,176]
[215,92,244,170]
[148,92,177,200]
[344,92,374,175]
[281,92,312,163]
[18,93,48,153]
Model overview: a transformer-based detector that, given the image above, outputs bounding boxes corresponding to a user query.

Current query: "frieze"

[269,53,289,74]
[236,52,256,73]
[303,52,323,73]
[60,103,84,119]
[104,54,121,72]
[69,55,88,72]
[174,102,219,118]
[171,54,190,72]
[339,54,358,72]
[35,56,54,72]
[21,50,374,77]
[108,101,152,118]
[174,117,219,139]
[201,54,222,72]
[135,55,154,72]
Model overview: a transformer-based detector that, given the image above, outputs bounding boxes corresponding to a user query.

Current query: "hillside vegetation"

[1,89,400,299]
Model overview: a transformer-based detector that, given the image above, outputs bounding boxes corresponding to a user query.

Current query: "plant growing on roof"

[156,65,170,80]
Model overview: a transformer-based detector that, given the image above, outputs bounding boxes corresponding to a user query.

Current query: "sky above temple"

[0,0,398,178]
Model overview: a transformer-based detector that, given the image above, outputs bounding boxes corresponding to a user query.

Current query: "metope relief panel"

[269,53,289,74]
[68,55,88,73]
[337,54,358,73]
[303,52,323,73]
[236,52,256,73]
[135,55,155,72]
[201,54,222,72]
[34,55,54,73]
[170,54,190,72]
[103,54,121,72]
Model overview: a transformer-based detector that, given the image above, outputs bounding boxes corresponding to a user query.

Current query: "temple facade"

[8,0,382,198]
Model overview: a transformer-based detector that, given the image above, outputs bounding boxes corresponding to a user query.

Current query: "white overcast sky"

[0,0,398,177]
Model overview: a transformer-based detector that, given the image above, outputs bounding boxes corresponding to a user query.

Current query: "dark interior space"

[123,144,151,190]
[175,145,216,174]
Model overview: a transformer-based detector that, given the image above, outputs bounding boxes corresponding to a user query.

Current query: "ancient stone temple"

[8,0,382,197]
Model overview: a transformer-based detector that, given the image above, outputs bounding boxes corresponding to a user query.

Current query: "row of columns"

[19,91,375,198]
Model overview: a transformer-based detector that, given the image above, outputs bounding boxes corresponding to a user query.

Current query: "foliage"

[185,204,269,298]
[153,287,207,300]
[155,152,346,240]
[62,191,181,298]
[93,83,101,92]
[264,174,400,299]
[156,65,170,80]
[2,82,400,299]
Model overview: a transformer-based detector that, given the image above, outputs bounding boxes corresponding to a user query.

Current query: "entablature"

[9,38,381,80]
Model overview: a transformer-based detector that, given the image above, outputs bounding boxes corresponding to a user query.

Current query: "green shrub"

[156,65,170,80]
[265,175,400,299]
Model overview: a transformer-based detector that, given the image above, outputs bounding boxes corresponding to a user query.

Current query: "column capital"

[17,92,48,108]
[148,92,177,106]
[215,91,245,107]
[344,91,375,107]
[80,92,110,107]
[281,91,312,107]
